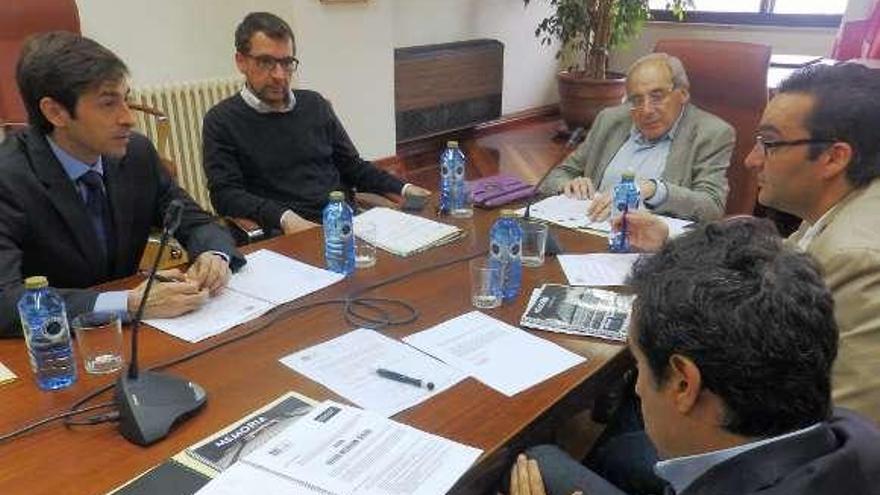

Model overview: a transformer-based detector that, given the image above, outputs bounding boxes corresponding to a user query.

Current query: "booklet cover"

[521,284,634,342]
[186,392,317,473]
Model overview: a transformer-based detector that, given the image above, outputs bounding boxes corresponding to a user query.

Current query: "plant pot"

[556,70,627,130]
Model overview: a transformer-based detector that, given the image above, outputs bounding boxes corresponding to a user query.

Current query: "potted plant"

[524,0,690,130]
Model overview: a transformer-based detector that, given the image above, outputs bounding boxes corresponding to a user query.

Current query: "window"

[649,0,846,27]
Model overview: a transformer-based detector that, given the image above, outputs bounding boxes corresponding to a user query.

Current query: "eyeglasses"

[245,54,300,73]
[754,135,837,157]
[627,86,675,111]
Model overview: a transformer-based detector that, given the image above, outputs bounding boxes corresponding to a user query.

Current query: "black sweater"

[202,90,404,226]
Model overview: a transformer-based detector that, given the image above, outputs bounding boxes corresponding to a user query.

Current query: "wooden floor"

[397,114,573,189]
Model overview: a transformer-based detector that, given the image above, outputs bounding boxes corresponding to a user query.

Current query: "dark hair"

[15,31,128,135]
[235,12,295,55]
[628,218,838,437]
[778,63,880,187]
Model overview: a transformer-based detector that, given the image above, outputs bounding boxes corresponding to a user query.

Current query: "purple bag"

[467,174,535,208]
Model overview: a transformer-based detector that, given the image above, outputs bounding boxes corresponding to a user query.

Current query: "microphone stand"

[523,163,564,256]
[114,200,207,446]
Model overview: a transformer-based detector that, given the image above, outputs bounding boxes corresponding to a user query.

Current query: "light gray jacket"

[540,103,734,222]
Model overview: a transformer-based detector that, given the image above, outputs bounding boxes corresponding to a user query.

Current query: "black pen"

[376,368,435,390]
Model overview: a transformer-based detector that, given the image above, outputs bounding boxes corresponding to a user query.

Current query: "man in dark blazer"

[0,32,243,337]
[505,219,880,495]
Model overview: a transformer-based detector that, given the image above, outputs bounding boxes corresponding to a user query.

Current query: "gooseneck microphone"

[115,199,207,446]
[523,163,564,255]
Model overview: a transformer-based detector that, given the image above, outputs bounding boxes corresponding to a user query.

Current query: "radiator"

[395,39,504,142]
[129,76,242,212]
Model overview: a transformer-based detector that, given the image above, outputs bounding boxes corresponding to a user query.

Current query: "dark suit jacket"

[680,409,880,495]
[0,128,244,337]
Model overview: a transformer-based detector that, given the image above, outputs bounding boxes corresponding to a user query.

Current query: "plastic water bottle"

[439,141,468,216]
[609,172,641,253]
[489,210,523,301]
[323,190,355,276]
[17,276,77,391]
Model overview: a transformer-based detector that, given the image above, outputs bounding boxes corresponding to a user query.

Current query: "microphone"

[115,199,207,446]
[523,164,564,256]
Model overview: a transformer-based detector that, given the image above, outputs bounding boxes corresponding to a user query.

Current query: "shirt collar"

[797,204,840,251]
[46,136,104,182]
[631,106,686,146]
[240,84,296,114]
[655,423,821,495]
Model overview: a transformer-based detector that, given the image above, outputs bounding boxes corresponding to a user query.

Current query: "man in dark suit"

[0,32,244,337]
[505,218,880,495]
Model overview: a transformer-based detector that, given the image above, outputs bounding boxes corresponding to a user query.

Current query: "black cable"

[0,402,115,443]
[2,248,488,444]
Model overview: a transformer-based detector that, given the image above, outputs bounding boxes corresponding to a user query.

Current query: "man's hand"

[611,210,669,253]
[127,269,209,318]
[281,211,319,235]
[562,177,596,200]
[510,454,546,495]
[639,180,657,201]
[508,454,584,495]
[404,184,432,198]
[187,252,231,295]
[587,192,612,222]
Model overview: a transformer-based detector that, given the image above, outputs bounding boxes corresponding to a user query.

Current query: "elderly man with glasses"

[539,54,734,223]
[202,12,429,236]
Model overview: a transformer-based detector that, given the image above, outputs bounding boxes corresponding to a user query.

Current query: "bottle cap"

[621,171,636,180]
[447,140,459,148]
[24,276,48,290]
[499,209,519,218]
[328,190,345,201]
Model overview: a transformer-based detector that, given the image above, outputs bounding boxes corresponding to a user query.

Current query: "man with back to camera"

[0,32,244,337]
[202,12,431,236]
[539,53,735,223]
[506,218,880,495]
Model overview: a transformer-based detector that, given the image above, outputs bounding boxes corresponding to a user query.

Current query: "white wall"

[610,22,838,73]
[78,0,395,158]
[392,0,560,115]
[77,0,559,159]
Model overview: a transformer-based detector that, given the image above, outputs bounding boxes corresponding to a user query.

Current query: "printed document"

[403,311,586,396]
[280,328,466,417]
[197,401,482,495]
[517,195,610,232]
[146,249,343,343]
[517,195,693,238]
[557,253,643,286]
[354,207,462,257]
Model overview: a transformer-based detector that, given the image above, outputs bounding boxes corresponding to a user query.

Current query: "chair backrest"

[654,39,771,216]
[0,0,80,126]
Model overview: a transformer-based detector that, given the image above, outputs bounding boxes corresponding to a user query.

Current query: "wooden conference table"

[0,206,627,495]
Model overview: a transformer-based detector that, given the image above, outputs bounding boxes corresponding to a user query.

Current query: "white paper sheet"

[518,195,694,239]
[0,361,17,385]
[146,250,343,343]
[403,311,586,396]
[353,207,461,257]
[240,401,482,495]
[145,289,273,343]
[230,249,344,305]
[557,253,643,286]
[517,195,611,232]
[280,329,466,417]
[195,462,326,495]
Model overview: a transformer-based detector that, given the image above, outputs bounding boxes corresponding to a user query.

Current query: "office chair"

[654,39,771,216]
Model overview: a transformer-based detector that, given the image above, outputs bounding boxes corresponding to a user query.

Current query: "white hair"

[628,53,690,89]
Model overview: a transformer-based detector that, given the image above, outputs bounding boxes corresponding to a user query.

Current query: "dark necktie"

[79,170,114,264]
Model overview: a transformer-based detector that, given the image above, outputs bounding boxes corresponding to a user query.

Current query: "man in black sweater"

[203,12,430,235]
